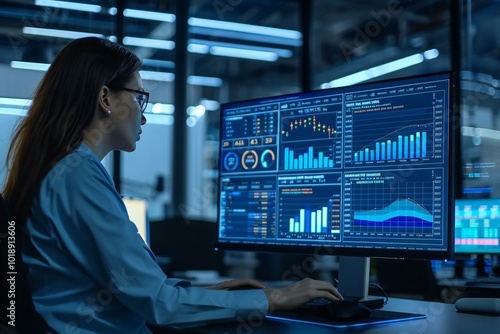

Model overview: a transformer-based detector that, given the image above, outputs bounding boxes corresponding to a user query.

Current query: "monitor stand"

[475,254,489,277]
[337,256,385,308]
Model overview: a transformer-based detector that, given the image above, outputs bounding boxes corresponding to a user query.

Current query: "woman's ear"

[98,85,112,116]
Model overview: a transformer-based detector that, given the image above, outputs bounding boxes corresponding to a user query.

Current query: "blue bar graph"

[284,146,335,170]
[289,206,329,234]
[355,131,428,162]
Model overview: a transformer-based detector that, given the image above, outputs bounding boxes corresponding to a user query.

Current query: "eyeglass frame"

[108,87,150,112]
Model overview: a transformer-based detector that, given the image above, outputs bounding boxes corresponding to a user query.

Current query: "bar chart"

[278,185,341,239]
[282,145,335,170]
[344,100,444,166]
[354,128,430,162]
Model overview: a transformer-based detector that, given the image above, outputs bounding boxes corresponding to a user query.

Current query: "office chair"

[0,194,53,333]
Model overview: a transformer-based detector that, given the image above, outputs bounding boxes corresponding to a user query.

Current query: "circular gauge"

[261,149,276,168]
[223,152,239,171]
[241,150,258,170]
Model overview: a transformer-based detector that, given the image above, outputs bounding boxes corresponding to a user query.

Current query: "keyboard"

[466,277,500,287]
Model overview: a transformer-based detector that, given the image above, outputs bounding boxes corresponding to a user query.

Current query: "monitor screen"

[216,72,458,261]
[123,197,149,245]
[455,198,500,254]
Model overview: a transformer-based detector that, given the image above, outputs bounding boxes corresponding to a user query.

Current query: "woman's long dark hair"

[2,37,141,229]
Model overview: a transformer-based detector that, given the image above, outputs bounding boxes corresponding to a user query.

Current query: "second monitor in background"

[455,198,500,277]
[123,197,149,245]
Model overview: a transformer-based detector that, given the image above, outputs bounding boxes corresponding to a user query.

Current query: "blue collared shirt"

[23,143,268,333]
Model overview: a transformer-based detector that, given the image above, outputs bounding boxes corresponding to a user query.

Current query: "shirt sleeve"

[41,151,269,328]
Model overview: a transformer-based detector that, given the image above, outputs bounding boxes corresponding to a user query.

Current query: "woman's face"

[107,71,147,152]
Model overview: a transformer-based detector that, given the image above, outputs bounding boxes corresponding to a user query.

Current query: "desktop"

[216,72,459,327]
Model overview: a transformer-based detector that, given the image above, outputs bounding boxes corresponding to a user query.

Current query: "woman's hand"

[206,278,268,290]
[264,278,342,312]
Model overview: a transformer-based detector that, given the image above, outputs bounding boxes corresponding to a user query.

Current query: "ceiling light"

[324,51,434,88]
[23,27,104,39]
[423,48,439,60]
[189,27,302,47]
[152,103,175,114]
[210,46,278,62]
[139,70,175,82]
[124,8,175,22]
[189,39,292,58]
[123,36,175,50]
[188,17,301,40]
[200,99,220,111]
[187,75,223,87]
[35,0,101,13]
[10,61,50,71]
[142,59,175,69]
[187,43,209,54]
[0,97,31,116]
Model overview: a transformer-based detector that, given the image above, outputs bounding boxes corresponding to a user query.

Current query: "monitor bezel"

[215,71,460,261]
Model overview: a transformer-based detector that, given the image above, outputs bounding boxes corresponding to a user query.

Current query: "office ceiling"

[0,0,498,96]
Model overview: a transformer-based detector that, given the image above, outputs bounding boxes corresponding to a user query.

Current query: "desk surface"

[174,298,499,334]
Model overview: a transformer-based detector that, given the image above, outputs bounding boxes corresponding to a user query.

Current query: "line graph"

[343,169,444,240]
[281,113,339,142]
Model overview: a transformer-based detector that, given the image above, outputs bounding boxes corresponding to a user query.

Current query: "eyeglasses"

[111,87,150,112]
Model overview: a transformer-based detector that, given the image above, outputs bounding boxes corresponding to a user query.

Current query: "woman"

[2,37,341,333]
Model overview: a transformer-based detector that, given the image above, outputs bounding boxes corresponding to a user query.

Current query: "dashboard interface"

[217,72,455,259]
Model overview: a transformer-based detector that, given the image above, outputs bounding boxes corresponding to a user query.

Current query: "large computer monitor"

[216,72,458,306]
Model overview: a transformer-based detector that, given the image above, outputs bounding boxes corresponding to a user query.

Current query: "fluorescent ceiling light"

[23,27,104,39]
[324,51,432,88]
[188,27,302,47]
[189,39,292,58]
[210,46,278,62]
[187,43,209,54]
[188,17,301,40]
[200,99,220,111]
[123,36,175,50]
[423,48,439,60]
[187,105,206,117]
[142,59,175,69]
[139,70,175,82]
[0,97,31,116]
[0,108,29,117]
[10,61,50,71]
[152,103,175,114]
[187,75,223,87]
[0,97,32,107]
[462,126,500,141]
[124,9,175,22]
[35,0,101,13]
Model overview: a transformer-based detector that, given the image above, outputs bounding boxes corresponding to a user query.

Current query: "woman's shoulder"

[45,143,111,187]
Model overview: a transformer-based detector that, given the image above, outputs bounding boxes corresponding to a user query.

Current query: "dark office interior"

[0,1,499,332]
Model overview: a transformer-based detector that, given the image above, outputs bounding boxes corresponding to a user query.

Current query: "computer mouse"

[325,300,372,320]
